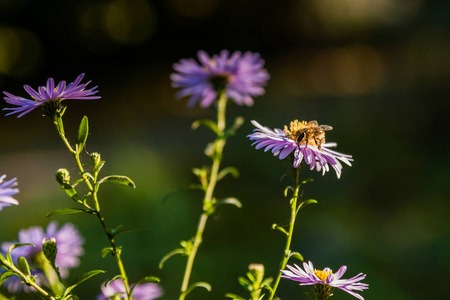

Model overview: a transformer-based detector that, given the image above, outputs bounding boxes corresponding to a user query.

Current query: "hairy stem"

[179,93,228,300]
[53,115,132,299]
[269,168,300,300]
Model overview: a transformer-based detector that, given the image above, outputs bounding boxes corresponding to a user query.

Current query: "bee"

[293,120,333,150]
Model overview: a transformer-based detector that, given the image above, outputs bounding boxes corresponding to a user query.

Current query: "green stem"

[179,93,228,300]
[268,168,300,300]
[1,258,56,299]
[53,115,132,299]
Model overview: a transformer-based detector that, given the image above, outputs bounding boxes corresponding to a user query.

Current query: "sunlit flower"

[3,73,100,118]
[1,221,84,293]
[97,279,163,300]
[281,261,368,300]
[0,175,19,210]
[171,50,269,108]
[247,120,352,178]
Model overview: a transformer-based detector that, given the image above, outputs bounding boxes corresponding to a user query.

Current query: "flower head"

[3,73,100,118]
[0,175,19,211]
[97,279,163,300]
[247,120,353,178]
[281,261,368,300]
[171,50,269,108]
[1,221,84,293]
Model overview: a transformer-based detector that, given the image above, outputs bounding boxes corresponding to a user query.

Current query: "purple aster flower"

[1,221,84,293]
[281,261,368,300]
[171,50,269,108]
[247,120,353,178]
[0,175,19,211]
[97,279,163,300]
[3,73,100,118]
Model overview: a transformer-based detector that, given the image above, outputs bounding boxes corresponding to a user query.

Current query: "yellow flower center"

[314,269,333,282]
[283,119,315,145]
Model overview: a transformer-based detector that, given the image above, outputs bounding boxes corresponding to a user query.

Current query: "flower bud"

[90,152,101,166]
[42,237,57,265]
[55,168,70,185]
[249,263,265,284]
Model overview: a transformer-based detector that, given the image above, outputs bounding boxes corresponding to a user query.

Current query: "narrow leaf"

[111,226,151,237]
[72,270,105,287]
[181,282,212,297]
[217,197,242,208]
[272,224,288,236]
[98,175,136,189]
[130,276,161,296]
[298,199,318,210]
[76,116,89,153]
[191,119,219,134]
[64,270,105,296]
[0,271,16,281]
[17,257,31,276]
[46,208,94,218]
[217,167,239,181]
[101,247,114,258]
[159,249,185,269]
[289,251,304,262]
[7,243,34,264]
[225,293,246,300]
[105,275,124,287]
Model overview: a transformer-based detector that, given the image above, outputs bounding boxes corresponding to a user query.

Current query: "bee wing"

[307,120,318,126]
[319,125,333,131]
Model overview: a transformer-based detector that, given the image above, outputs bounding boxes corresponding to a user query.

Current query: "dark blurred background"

[0,0,449,299]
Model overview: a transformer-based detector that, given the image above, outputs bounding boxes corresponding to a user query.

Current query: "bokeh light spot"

[104,0,156,45]
[0,26,41,77]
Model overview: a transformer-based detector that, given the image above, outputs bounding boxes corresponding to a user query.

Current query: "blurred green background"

[0,0,449,299]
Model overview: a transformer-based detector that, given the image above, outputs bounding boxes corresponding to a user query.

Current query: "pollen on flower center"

[283,119,314,145]
[314,269,333,282]
[208,73,232,92]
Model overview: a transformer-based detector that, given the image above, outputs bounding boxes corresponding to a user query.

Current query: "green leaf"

[130,276,161,297]
[272,224,288,236]
[238,277,251,289]
[224,293,246,300]
[76,116,89,153]
[60,183,80,202]
[288,251,304,262]
[0,271,16,282]
[93,161,106,173]
[224,116,244,137]
[191,119,219,134]
[98,175,136,188]
[300,178,314,186]
[101,247,114,258]
[17,257,31,276]
[7,243,34,264]
[217,167,240,181]
[217,197,242,209]
[284,186,294,197]
[104,275,124,287]
[159,249,185,269]
[298,199,318,210]
[46,208,94,218]
[110,226,151,237]
[181,282,212,297]
[63,270,105,297]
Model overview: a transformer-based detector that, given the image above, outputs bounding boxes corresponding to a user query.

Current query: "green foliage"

[76,116,89,154]
[97,175,136,189]
[46,208,95,218]
[181,282,212,298]
[62,270,105,300]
